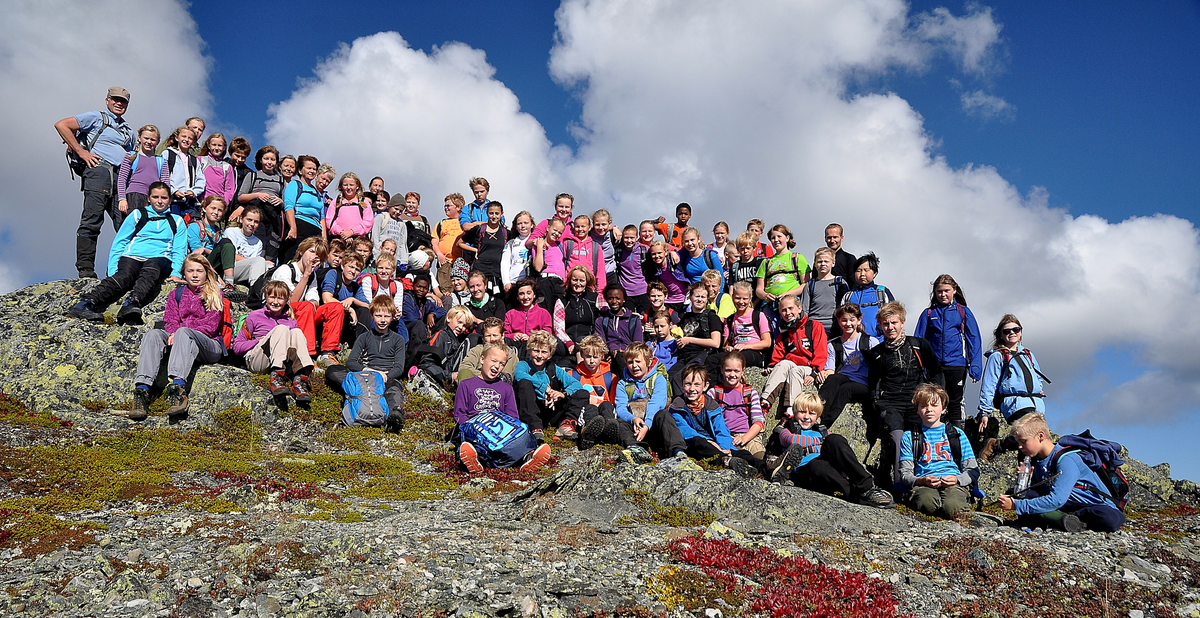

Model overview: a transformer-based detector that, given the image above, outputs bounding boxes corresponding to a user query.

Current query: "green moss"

[618,489,715,527]
[183,497,243,513]
[79,399,109,413]
[321,426,388,452]
[0,394,73,429]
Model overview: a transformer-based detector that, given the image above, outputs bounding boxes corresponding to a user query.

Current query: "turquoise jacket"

[107,206,187,278]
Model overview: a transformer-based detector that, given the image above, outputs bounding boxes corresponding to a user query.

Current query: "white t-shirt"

[271,263,320,303]
[227,228,262,259]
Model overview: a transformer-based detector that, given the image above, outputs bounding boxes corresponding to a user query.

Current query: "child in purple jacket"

[129,255,226,422]
[232,279,314,402]
[453,344,552,474]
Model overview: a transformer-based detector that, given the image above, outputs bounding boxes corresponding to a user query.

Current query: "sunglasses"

[1001,327,1023,335]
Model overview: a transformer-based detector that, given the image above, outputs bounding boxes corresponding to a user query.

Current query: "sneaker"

[555,419,580,440]
[459,443,484,474]
[622,444,655,465]
[979,438,999,462]
[857,487,895,509]
[1061,513,1085,533]
[128,388,151,421]
[164,384,188,416]
[291,375,312,404]
[316,352,339,365]
[269,370,290,397]
[674,450,689,460]
[222,285,248,304]
[532,429,545,445]
[520,444,553,472]
[116,299,143,326]
[727,457,761,479]
[578,417,607,451]
[770,442,808,484]
[68,299,104,322]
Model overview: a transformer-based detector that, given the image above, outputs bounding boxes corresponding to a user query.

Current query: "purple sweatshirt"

[164,285,222,337]
[117,153,171,201]
[453,375,520,426]
[232,307,298,356]
[595,307,644,353]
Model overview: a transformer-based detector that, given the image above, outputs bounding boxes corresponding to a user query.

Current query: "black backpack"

[992,348,1052,409]
[246,262,293,310]
[406,216,433,252]
[131,207,179,237]
[831,332,873,372]
[722,307,765,347]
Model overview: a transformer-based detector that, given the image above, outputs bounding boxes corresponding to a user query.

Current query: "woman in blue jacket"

[913,275,982,429]
[974,313,1049,459]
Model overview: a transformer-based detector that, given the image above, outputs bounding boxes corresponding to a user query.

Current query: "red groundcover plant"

[664,535,912,618]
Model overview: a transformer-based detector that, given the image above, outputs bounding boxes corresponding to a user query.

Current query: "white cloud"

[960,89,1016,120]
[914,4,1003,75]
[0,0,212,291]
[265,33,561,215]
[545,0,1200,425]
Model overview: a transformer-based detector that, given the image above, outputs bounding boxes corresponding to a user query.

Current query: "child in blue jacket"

[70,182,187,325]
[914,274,982,429]
[998,413,1124,532]
[841,253,894,338]
[974,314,1049,460]
[599,343,688,463]
[513,330,590,444]
[667,364,766,478]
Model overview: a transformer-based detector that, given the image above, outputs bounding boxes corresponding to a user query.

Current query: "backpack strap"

[703,249,716,272]
[132,207,179,237]
[563,238,575,272]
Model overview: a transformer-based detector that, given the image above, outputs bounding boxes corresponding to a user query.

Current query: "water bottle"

[1015,456,1033,493]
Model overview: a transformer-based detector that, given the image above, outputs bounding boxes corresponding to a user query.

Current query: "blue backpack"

[1051,430,1130,512]
[460,411,536,468]
[341,371,391,427]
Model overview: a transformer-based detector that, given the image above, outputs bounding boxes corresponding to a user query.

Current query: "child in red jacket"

[763,295,828,418]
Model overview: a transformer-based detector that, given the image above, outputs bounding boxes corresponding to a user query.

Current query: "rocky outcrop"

[1,279,1199,618]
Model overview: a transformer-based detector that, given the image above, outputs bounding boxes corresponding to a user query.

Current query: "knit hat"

[450,258,471,281]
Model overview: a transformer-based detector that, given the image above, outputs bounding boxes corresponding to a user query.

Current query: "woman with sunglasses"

[974,314,1050,460]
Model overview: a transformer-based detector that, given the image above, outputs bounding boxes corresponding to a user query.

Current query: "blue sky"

[193,1,1200,225]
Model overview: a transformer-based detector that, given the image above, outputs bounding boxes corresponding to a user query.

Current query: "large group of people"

[53,87,1124,533]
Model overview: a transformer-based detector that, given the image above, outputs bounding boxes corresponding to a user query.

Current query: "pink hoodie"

[326,197,375,237]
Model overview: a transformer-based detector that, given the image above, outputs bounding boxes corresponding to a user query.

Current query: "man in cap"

[54,87,136,278]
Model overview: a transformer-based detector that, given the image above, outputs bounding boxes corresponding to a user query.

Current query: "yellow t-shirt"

[437,218,463,259]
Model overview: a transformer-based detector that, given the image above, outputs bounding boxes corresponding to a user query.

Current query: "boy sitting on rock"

[998,413,1125,533]
[668,364,767,478]
[592,343,688,463]
[899,384,978,519]
[453,343,552,474]
[770,393,894,508]
[513,330,589,444]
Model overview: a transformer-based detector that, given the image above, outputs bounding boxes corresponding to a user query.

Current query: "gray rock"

[966,548,994,571]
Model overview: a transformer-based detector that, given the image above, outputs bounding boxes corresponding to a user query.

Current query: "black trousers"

[942,365,968,428]
[252,201,284,265]
[817,373,872,427]
[1014,503,1125,533]
[583,404,688,457]
[85,256,171,309]
[76,163,125,277]
[514,380,590,431]
[281,218,322,263]
[625,293,650,313]
[684,437,767,475]
[875,396,920,488]
[536,276,564,315]
[791,433,874,499]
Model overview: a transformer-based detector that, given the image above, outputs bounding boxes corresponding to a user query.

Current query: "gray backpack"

[341,371,390,427]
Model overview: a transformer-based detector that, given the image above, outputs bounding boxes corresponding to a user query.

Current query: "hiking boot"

[857,487,895,509]
[770,442,807,484]
[164,384,188,416]
[459,443,484,474]
[269,370,290,397]
[222,285,248,304]
[578,417,607,451]
[116,297,143,325]
[726,457,761,479]
[532,429,545,445]
[555,419,580,441]
[599,417,622,445]
[520,444,553,472]
[621,444,654,465]
[1061,513,1085,533]
[128,388,151,421]
[317,352,339,366]
[979,438,999,462]
[69,299,105,322]
[291,375,312,404]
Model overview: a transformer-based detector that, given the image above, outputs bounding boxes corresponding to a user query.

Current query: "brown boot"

[979,438,999,462]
